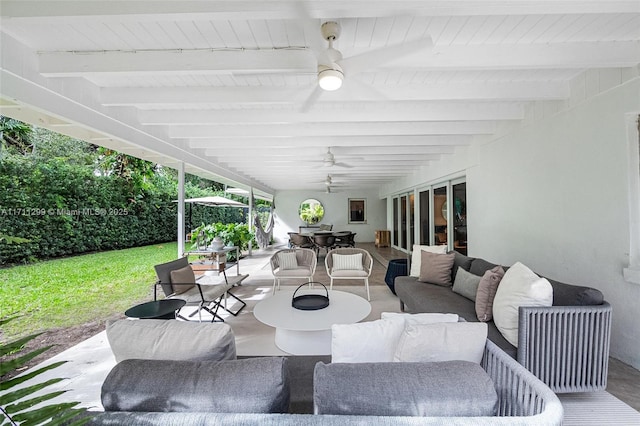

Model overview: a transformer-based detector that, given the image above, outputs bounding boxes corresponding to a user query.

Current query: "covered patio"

[1,0,639,422]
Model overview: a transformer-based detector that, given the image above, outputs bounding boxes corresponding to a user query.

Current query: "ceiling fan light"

[318,68,343,91]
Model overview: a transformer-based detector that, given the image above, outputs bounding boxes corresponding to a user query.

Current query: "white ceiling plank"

[137,102,524,124]
[38,49,316,77]
[399,41,640,69]
[170,121,495,138]
[188,135,471,149]
[99,81,567,107]
[3,1,640,22]
[201,145,455,156]
[36,41,638,80]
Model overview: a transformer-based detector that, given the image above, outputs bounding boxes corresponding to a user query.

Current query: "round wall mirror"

[299,199,325,224]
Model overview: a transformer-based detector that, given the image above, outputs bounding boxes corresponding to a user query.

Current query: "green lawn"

[0,242,179,339]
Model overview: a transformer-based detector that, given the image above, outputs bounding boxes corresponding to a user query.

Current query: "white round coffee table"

[253,288,371,355]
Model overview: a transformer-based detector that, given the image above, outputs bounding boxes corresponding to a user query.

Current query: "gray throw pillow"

[102,357,290,413]
[475,266,505,322]
[452,267,482,301]
[418,251,455,286]
[106,319,236,362]
[314,360,497,416]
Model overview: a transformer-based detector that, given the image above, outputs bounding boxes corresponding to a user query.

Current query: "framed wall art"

[348,198,367,224]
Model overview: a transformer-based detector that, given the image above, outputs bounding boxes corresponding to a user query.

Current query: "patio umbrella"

[181,196,248,208]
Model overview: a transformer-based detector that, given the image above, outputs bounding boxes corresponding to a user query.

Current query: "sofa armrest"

[517,302,612,393]
[482,340,563,422]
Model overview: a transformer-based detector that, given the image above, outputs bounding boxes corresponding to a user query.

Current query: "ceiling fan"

[319,147,355,168]
[301,20,433,111]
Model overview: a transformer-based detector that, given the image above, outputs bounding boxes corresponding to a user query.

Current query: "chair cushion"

[332,253,363,271]
[332,314,459,363]
[169,265,196,294]
[106,319,236,363]
[274,267,312,277]
[102,357,289,413]
[393,322,488,363]
[418,251,455,286]
[493,262,553,347]
[331,316,406,363]
[329,270,368,278]
[154,257,190,297]
[314,360,497,416]
[278,251,299,270]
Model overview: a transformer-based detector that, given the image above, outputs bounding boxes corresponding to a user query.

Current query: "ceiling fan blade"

[332,162,354,169]
[338,36,433,76]
[300,85,323,113]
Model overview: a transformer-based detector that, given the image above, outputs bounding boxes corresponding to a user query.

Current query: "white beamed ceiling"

[1,0,639,196]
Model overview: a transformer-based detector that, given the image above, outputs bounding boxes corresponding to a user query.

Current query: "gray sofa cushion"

[314,360,497,416]
[469,258,500,277]
[102,357,290,413]
[547,278,604,306]
[106,319,236,362]
[452,251,474,281]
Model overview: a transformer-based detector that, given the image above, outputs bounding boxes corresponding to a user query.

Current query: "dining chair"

[333,231,356,248]
[313,233,336,256]
[269,248,317,294]
[325,248,373,301]
[288,232,314,249]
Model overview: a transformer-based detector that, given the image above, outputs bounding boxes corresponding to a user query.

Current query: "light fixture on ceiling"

[318,65,343,91]
[318,21,344,91]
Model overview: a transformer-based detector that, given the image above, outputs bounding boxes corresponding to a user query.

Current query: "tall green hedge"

[0,155,177,265]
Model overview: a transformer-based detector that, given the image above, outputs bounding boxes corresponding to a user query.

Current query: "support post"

[248,187,254,256]
[177,162,185,258]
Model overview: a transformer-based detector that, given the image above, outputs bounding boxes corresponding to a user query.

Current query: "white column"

[248,187,254,255]
[624,113,640,284]
[177,162,185,258]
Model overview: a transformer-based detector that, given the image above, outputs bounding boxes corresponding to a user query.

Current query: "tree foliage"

[0,118,248,265]
[1,117,34,156]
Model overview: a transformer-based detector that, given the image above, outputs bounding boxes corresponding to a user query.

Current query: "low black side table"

[125,299,186,320]
[384,259,408,295]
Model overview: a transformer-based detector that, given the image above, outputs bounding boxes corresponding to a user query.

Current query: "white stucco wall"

[272,189,386,244]
[381,76,640,369]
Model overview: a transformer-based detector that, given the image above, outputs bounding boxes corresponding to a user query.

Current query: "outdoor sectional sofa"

[83,320,563,425]
[394,249,612,393]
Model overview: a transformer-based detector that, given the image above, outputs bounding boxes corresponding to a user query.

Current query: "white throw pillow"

[381,312,459,325]
[332,253,363,271]
[492,262,553,347]
[409,244,448,277]
[331,317,405,363]
[277,251,298,270]
[393,322,488,363]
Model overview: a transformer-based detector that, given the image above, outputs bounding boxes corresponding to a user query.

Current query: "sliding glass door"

[452,181,467,255]
[392,192,415,252]
[414,177,467,253]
